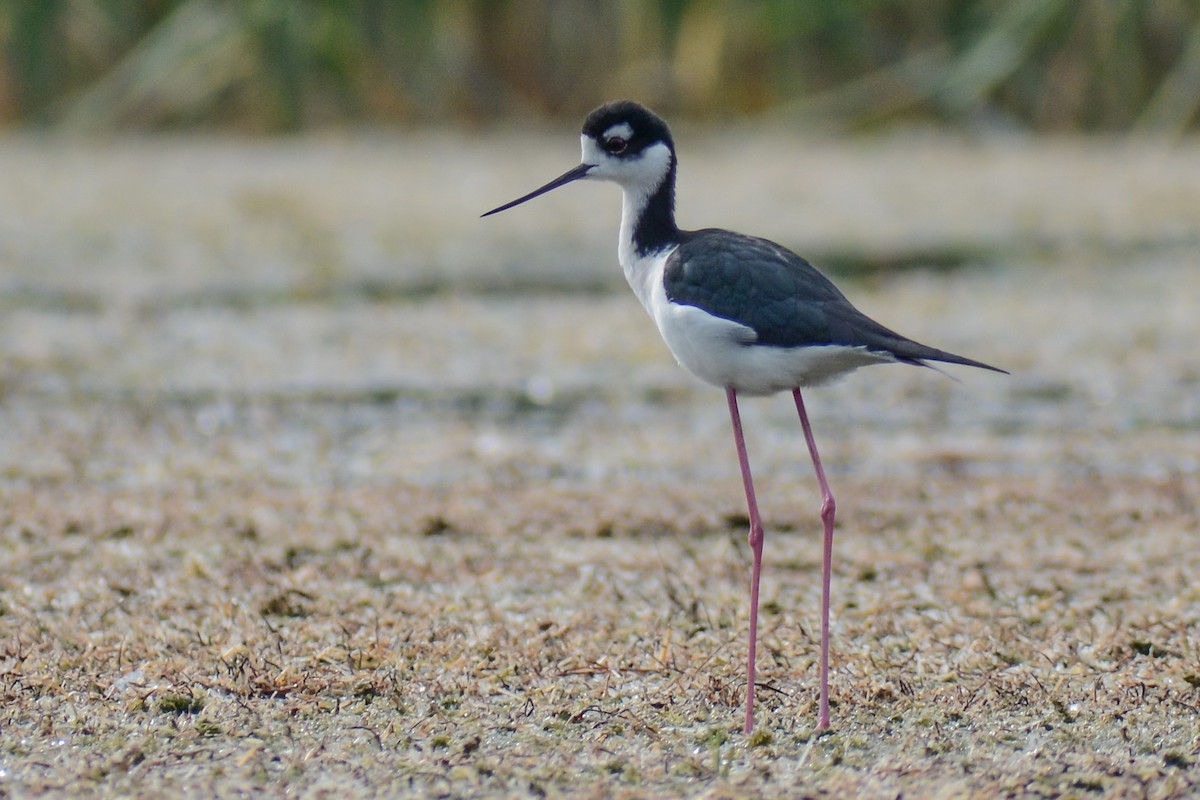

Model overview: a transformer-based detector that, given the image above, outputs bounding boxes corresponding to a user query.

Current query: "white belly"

[657,301,892,395]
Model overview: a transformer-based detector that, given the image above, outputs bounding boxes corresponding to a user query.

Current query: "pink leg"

[793,388,834,732]
[726,387,764,735]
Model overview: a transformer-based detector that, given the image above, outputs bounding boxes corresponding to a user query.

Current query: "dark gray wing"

[663,229,1006,372]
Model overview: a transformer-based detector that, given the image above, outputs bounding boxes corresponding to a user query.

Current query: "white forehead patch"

[602,122,634,141]
[581,134,601,162]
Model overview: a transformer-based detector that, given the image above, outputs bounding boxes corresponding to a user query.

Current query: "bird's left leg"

[793,387,834,732]
[726,387,764,735]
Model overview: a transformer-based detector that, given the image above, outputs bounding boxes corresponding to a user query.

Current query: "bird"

[482,100,1006,734]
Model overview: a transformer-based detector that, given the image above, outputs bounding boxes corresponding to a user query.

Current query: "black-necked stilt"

[483,100,1006,734]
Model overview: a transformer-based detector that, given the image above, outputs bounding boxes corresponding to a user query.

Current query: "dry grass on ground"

[1,133,1199,797]
[4,474,1199,798]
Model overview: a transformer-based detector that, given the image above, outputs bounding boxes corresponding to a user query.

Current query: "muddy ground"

[1,129,1199,798]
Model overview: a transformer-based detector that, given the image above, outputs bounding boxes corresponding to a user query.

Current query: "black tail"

[892,341,1008,374]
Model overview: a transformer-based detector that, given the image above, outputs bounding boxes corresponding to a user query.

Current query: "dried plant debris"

[2,136,1199,797]
[2,474,1198,798]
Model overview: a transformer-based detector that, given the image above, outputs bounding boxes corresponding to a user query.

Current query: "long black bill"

[481,163,594,217]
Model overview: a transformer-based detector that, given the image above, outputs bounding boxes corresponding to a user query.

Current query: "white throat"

[617,165,675,316]
[618,182,656,266]
[577,137,677,313]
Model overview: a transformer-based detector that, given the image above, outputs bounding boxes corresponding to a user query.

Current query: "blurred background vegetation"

[2,0,1199,135]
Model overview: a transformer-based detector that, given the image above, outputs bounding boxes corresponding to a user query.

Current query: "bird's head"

[482,100,675,217]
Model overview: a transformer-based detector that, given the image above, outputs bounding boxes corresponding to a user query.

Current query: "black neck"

[631,161,681,254]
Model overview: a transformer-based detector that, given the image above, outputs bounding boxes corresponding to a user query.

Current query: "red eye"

[605,137,628,154]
